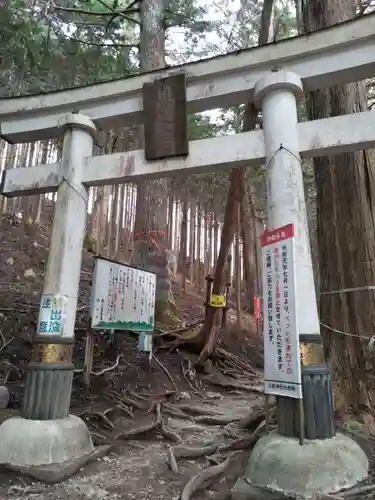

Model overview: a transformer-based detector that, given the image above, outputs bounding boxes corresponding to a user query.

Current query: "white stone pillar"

[0,114,96,470]
[41,113,96,337]
[254,71,320,338]
[21,113,96,421]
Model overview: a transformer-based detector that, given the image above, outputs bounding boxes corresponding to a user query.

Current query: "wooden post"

[235,203,242,327]
[83,328,95,390]
[222,282,231,328]
[204,275,214,319]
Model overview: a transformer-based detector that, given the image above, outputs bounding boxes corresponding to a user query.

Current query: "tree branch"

[53,4,138,15]
[65,34,138,49]
[52,2,140,24]
[95,0,140,24]
[124,0,141,10]
[96,0,123,15]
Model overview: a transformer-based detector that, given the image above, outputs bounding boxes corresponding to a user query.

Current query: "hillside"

[0,212,261,408]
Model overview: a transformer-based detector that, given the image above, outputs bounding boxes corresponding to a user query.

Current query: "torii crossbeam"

[2,111,375,197]
[0,13,374,490]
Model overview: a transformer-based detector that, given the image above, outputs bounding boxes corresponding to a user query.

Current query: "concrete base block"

[235,432,368,499]
[0,414,93,467]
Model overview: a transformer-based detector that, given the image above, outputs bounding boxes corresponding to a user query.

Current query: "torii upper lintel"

[0,12,374,143]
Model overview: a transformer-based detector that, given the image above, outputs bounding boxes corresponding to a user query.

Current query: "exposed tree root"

[114,402,134,418]
[313,485,375,500]
[128,390,149,402]
[91,431,111,445]
[219,434,258,452]
[174,403,221,416]
[181,456,231,500]
[179,355,201,394]
[74,355,121,376]
[168,447,179,473]
[115,402,161,440]
[115,402,182,443]
[123,395,147,411]
[169,416,264,476]
[313,495,343,500]
[160,418,182,442]
[9,485,53,495]
[175,443,219,460]
[105,390,135,417]
[163,402,194,420]
[88,411,116,430]
[152,355,179,393]
[167,443,219,473]
[202,375,263,394]
[237,407,265,430]
[195,414,241,425]
[219,420,265,451]
[115,420,160,440]
[141,390,176,399]
[154,321,204,339]
[341,484,375,497]
[195,325,220,366]
[216,347,258,375]
[222,426,240,439]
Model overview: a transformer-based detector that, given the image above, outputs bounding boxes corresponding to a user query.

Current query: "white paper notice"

[261,223,302,399]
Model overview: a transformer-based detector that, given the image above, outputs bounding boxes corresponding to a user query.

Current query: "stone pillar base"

[233,432,368,499]
[21,336,74,420]
[0,415,93,468]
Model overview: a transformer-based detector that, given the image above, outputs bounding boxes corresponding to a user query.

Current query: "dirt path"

[0,392,263,500]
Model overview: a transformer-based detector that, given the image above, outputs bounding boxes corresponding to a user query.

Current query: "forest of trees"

[1,0,375,424]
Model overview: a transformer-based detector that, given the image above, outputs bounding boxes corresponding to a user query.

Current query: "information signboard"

[91,257,156,332]
[261,224,302,399]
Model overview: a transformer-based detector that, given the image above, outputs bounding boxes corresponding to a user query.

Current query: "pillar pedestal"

[277,367,336,440]
[277,335,335,440]
[22,336,74,420]
[0,113,96,472]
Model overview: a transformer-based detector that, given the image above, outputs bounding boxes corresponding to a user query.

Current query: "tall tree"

[0,0,138,95]
[133,0,167,241]
[301,0,375,425]
[132,0,210,322]
[131,0,174,322]
[194,0,275,362]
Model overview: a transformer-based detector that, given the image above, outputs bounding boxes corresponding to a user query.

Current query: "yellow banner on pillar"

[209,295,225,307]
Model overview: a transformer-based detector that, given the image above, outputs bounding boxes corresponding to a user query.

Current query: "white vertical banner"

[261,224,302,399]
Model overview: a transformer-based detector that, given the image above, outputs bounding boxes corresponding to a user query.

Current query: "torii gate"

[0,13,374,494]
